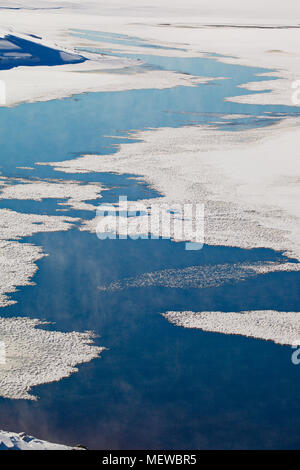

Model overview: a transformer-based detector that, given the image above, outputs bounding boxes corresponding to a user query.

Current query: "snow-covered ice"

[98,261,300,292]
[163,310,300,346]
[0,429,78,450]
[0,316,103,400]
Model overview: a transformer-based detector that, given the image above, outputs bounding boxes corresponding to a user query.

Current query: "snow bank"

[1,1,299,106]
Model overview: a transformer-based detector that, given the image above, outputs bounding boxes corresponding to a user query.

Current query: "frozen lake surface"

[1,33,300,449]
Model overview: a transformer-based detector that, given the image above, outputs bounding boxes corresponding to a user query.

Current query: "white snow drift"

[0,177,106,211]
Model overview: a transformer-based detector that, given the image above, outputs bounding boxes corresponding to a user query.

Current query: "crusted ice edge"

[162,310,300,346]
[0,209,79,307]
[98,261,300,291]
[0,316,104,400]
[0,429,77,450]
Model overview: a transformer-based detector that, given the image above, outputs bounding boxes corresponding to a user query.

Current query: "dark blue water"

[0,35,85,71]
[0,34,300,449]
[1,231,300,449]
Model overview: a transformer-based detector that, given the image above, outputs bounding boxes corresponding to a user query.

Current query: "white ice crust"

[0,0,299,408]
[45,119,300,262]
[0,316,103,400]
[0,209,78,307]
[98,261,300,292]
[163,310,300,346]
[0,429,76,450]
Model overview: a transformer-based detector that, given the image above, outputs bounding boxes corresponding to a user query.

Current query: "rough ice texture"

[0,430,76,450]
[0,177,105,211]
[98,261,300,292]
[87,198,204,245]
[0,316,103,400]
[46,119,300,262]
[2,3,300,265]
[0,208,77,241]
[0,177,106,305]
[163,310,300,346]
[0,241,43,307]
[0,209,77,306]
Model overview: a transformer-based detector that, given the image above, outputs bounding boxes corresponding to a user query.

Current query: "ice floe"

[98,261,300,292]
[0,429,76,450]
[0,241,43,307]
[44,119,300,262]
[162,310,300,346]
[0,209,77,306]
[0,178,106,211]
[0,316,103,400]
